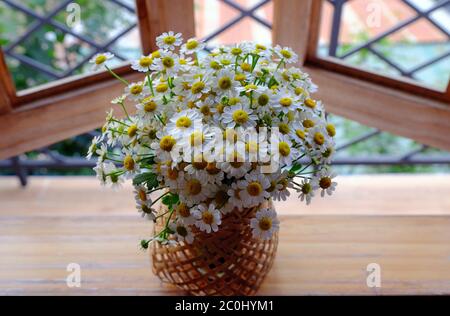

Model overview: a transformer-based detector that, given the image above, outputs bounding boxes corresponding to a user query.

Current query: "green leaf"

[289,162,302,175]
[132,172,158,189]
[161,193,179,207]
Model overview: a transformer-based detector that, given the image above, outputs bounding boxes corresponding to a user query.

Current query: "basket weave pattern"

[151,201,278,296]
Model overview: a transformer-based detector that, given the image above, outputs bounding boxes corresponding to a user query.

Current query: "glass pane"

[318,0,450,91]
[194,0,272,49]
[0,0,141,91]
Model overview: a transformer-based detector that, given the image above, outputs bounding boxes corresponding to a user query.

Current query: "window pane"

[0,0,141,91]
[317,0,450,91]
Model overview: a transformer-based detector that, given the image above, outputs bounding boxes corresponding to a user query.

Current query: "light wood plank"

[305,64,450,151]
[136,0,195,54]
[1,175,450,295]
[272,0,314,65]
[0,72,143,160]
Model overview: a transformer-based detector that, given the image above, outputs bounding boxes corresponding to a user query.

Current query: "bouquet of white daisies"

[88,31,337,248]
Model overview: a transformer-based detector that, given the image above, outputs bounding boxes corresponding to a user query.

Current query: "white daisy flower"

[124,81,150,101]
[221,104,257,129]
[193,203,222,233]
[121,149,140,178]
[89,52,114,71]
[181,38,205,55]
[226,182,245,212]
[174,202,196,225]
[317,168,337,197]
[306,125,331,153]
[131,55,153,72]
[179,174,213,206]
[86,135,101,159]
[297,178,318,205]
[169,220,194,244]
[237,171,271,208]
[272,88,300,114]
[166,109,202,138]
[250,207,280,240]
[274,45,298,64]
[274,134,300,168]
[104,162,125,190]
[137,203,156,221]
[151,50,180,76]
[213,68,239,98]
[134,184,152,207]
[156,31,183,50]
[150,134,179,163]
[136,95,163,119]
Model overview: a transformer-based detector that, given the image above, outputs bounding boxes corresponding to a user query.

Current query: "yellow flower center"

[192,155,207,170]
[159,135,176,151]
[127,124,138,137]
[303,119,315,128]
[163,35,176,45]
[123,155,135,171]
[151,50,160,58]
[319,177,332,189]
[247,181,263,196]
[231,47,242,55]
[232,109,249,124]
[229,97,240,105]
[186,40,198,50]
[280,49,292,59]
[130,85,143,95]
[162,56,174,68]
[245,84,258,91]
[278,142,291,156]
[138,189,147,201]
[202,211,214,224]
[139,56,152,67]
[259,217,272,231]
[326,124,336,137]
[301,183,312,194]
[210,61,221,70]
[221,59,231,65]
[191,81,205,94]
[186,179,202,195]
[279,97,292,107]
[156,83,168,93]
[234,73,246,81]
[177,203,191,218]
[218,77,232,90]
[258,94,269,106]
[176,225,188,237]
[294,87,304,95]
[305,98,316,108]
[279,123,290,134]
[230,152,244,168]
[95,55,107,64]
[143,99,157,112]
[215,190,228,206]
[200,105,211,116]
[176,116,192,128]
[295,129,306,140]
[206,162,221,175]
[240,62,251,72]
[166,167,178,180]
[314,132,325,145]
[216,103,225,114]
[256,44,267,50]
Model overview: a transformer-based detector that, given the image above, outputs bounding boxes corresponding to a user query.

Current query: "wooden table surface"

[0,175,449,295]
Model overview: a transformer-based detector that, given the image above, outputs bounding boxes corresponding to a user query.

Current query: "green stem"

[105,65,129,85]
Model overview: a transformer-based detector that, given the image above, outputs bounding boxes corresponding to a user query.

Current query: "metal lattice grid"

[1,0,139,85]
[325,0,450,87]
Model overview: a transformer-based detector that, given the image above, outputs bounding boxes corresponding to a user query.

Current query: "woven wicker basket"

[150,200,278,296]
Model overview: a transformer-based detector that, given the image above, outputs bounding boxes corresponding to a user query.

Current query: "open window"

[0,0,195,159]
[273,0,450,150]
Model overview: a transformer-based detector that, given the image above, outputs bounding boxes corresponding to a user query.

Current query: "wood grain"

[0,50,16,114]
[0,175,449,295]
[272,0,314,65]
[0,71,143,160]
[136,0,195,55]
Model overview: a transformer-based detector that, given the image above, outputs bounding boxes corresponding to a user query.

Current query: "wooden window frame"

[273,0,450,151]
[1,0,449,159]
[0,0,195,159]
